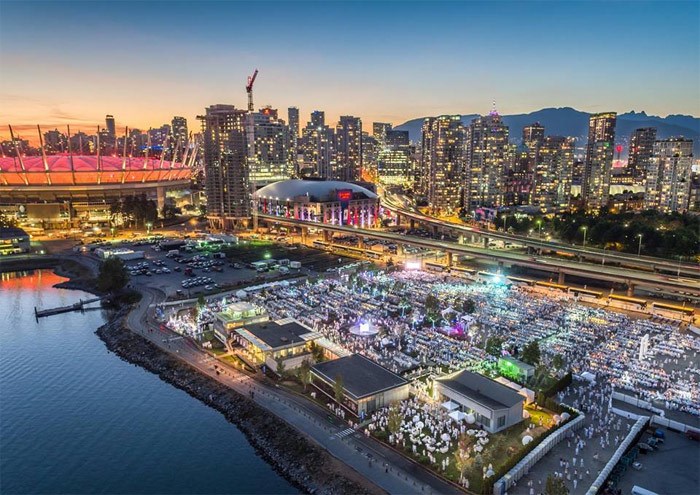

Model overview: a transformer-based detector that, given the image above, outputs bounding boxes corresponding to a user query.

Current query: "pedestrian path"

[335,427,355,439]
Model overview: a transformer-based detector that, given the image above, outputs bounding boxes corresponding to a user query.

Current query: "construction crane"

[246,69,259,112]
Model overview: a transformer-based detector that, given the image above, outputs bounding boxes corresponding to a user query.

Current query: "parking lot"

[108,236,357,299]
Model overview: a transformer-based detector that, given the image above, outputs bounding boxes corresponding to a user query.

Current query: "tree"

[96,257,129,293]
[453,433,472,483]
[551,354,565,372]
[333,374,345,404]
[485,336,504,357]
[521,340,541,366]
[387,405,403,442]
[424,293,440,315]
[161,204,181,220]
[275,357,287,379]
[462,298,476,314]
[297,359,312,391]
[545,474,569,495]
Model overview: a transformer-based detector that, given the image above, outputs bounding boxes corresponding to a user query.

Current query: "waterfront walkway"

[127,284,462,495]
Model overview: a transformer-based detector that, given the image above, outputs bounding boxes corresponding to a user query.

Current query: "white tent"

[579,371,597,384]
[442,400,459,412]
[449,410,468,422]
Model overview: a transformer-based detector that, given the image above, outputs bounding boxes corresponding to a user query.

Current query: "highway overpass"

[381,200,700,279]
[258,213,700,298]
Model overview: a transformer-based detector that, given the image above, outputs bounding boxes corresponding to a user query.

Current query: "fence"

[650,415,700,434]
[611,391,664,415]
[585,416,649,495]
[492,407,585,495]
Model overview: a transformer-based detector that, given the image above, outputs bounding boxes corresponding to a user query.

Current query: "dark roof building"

[436,370,524,433]
[311,354,409,417]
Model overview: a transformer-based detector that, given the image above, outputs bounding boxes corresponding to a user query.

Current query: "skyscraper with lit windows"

[199,104,249,229]
[644,137,693,213]
[420,115,465,215]
[627,127,656,182]
[465,111,510,209]
[582,112,616,213]
[335,116,362,181]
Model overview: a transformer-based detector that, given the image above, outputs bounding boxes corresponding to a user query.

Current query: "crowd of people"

[248,268,699,419]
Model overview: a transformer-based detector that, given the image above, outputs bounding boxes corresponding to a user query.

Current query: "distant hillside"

[394,108,700,155]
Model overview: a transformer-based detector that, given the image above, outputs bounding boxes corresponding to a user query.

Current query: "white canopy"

[449,410,468,422]
[441,400,460,411]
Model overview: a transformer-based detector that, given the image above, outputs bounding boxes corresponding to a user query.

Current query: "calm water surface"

[0,270,296,495]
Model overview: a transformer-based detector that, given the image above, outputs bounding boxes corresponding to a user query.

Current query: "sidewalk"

[128,283,463,495]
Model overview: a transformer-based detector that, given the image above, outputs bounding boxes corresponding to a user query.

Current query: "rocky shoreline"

[96,311,386,495]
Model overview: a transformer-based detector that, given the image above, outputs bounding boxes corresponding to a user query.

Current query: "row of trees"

[497,210,698,260]
[109,195,158,228]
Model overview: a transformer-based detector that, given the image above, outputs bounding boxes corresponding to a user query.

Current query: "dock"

[34,297,105,320]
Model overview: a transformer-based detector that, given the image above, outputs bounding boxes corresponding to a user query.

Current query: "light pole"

[537,220,542,239]
[502,215,507,232]
[146,222,152,235]
[581,226,588,250]
[637,234,643,257]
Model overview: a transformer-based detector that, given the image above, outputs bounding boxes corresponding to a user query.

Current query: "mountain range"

[394,108,700,155]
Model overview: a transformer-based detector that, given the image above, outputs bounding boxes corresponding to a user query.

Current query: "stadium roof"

[0,155,190,186]
[253,179,378,202]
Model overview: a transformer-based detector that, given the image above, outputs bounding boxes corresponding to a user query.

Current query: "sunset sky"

[1,0,698,140]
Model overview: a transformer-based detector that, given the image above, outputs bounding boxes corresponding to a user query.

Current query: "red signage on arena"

[336,189,353,202]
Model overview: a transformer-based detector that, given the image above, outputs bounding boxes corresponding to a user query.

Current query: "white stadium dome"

[253,179,378,202]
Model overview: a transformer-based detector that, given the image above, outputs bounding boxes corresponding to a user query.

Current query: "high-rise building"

[171,116,188,142]
[532,136,575,212]
[522,122,545,149]
[644,138,694,213]
[465,111,510,209]
[377,148,412,186]
[582,112,616,213]
[310,110,325,128]
[627,127,657,182]
[386,130,409,148]
[420,116,466,215]
[301,112,335,179]
[105,115,116,137]
[247,111,290,186]
[373,122,392,143]
[335,116,362,181]
[198,104,249,230]
[43,129,67,153]
[288,107,300,173]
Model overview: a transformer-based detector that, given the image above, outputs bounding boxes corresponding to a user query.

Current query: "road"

[381,196,699,278]
[127,282,463,495]
[258,214,700,297]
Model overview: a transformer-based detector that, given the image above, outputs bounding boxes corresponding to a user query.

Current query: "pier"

[34,297,105,320]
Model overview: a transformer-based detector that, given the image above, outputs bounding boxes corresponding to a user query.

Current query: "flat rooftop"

[437,370,524,411]
[312,354,408,400]
[236,319,318,351]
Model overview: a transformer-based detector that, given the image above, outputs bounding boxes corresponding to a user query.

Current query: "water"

[0,270,297,495]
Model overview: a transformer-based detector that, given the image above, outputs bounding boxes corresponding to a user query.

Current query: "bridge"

[381,197,700,279]
[258,213,700,297]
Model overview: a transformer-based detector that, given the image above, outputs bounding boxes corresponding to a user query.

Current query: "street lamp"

[502,215,507,232]
[637,234,643,257]
[537,220,542,239]
[146,222,152,235]
[581,226,588,250]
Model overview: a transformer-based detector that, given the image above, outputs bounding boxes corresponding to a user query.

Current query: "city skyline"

[1,0,699,138]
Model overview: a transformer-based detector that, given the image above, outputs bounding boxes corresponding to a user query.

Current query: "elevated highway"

[381,199,700,279]
[258,214,700,298]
